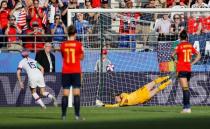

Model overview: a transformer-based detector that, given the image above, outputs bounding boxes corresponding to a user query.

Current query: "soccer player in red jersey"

[171,30,201,113]
[60,25,84,120]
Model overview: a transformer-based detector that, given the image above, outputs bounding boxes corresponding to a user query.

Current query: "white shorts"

[29,76,46,89]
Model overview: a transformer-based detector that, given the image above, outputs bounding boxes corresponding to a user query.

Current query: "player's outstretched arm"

[96,99,120,108]
[104,103,120,108]
[17,69,24,89]
[171,50,176,62]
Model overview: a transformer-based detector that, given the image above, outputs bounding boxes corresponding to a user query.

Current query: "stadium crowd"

[0,0,209,51]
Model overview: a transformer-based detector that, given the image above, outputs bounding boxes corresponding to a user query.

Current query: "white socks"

[42,92,54,99]
[32,92,56,108]
[32,92,45,108]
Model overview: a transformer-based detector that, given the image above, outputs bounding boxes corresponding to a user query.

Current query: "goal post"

[67,8,210,107]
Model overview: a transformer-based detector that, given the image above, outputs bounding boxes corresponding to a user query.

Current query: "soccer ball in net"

[96,99,104,107]
[106,64,114,72]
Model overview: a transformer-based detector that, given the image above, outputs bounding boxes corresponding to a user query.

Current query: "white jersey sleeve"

[18,60,24,69]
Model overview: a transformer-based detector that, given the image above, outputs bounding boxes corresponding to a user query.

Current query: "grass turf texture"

[0,106,210,129]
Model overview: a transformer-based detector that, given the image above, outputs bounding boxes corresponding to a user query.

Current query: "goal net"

[68,8,210,106]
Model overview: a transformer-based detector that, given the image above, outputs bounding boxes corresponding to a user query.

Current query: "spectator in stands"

[124,0,133,8]
[155,14,171,41]
[64,0,78,9]
[28,0,44,28]
[62,0,82,8]
[187,13,202,35]
[67,0,78,8]
[101,0,109,8]
[144,0,156,7]
[200,13,210,33]
[5,15,23,52]
[78,0,85,8]
[74,12,92,47]
[10,1,27,31]
[100,0,118,48]
[35,42,55,72]
[170,0,187,21]
[84,0,98,25]
[61,0,78,26]
[136,0,142,7]
[22,0,33,8]
[167,0,174,7]
[7,0,20,9]
[91,0,101,8]
[170,14,184,40]
[84,0,99,47]
[61,0,69,4]
[0,0,10,30]
[45,0,64,25]
[190,0,209,8]
[25,21,45,51]
[172,0,187,7]
[141,0,157,46]
[0,0,10,48]
[155,0,167,8]
[95,49,113,73]
[0,26,3,48]
[119,0,126,8]
[50,14,67,49]
[167,0,187,7]
[39,0,47,8]
[118,0,140,51]
[179,14,187,31]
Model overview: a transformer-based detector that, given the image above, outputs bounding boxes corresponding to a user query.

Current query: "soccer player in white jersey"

[17,49,57,109]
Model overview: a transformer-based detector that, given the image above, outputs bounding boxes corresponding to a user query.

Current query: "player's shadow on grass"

[16,116,58,120]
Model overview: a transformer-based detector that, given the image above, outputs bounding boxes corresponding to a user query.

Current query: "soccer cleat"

[154,76,170,84]
[61,116,66,121]
[52,97,58,107]
[75,116,85,121]
[158,79,172,91]
[180,108,191,114]
[41,105,47,109]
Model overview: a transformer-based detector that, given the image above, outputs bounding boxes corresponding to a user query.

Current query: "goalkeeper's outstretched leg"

[144,76,170,91]
[148,79,172,99]
[142,76,172,101]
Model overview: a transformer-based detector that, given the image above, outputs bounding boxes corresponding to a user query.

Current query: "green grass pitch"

[0,106,210,129]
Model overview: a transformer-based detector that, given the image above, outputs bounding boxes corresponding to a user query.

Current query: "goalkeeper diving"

[96,76,172,107]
